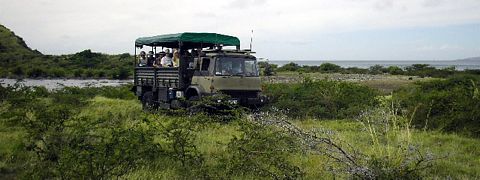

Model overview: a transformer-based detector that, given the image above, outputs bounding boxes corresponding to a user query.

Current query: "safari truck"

[132,32,266,110]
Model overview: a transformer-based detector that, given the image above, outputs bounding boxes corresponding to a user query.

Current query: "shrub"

[263,77,379,119]
[369,65,387,75]
[187,94,246,123]
[50,68,66,77]
[158,118,204,169]
[95,70,107,78]
[223,120,303,179]
[258,62,277,76]
[393,75,480,137]
[387,66,404,75]
[0,86,163,179]
[277,62,301,72]
[12,66,24,76]
[344,67,369,74]
[27,67,46,78]
[84,69,95,78]
[355,102,437,179]
[319,62,342,73]
[73,69,84,78]
[118,67,130,80]
[119,53,131,59]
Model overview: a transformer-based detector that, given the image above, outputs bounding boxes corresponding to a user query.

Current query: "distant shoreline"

[267,60,480,70]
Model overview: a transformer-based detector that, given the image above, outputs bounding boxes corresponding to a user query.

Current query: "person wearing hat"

[153,52,165,68]
[147,51,155,66]
[138,51,147,66]
[161,49,173,67]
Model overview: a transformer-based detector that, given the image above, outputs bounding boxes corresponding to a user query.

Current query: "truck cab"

[132,32,266,110]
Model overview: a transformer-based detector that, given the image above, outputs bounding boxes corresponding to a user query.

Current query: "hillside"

[0,24,133,79]
[0,24,41,58]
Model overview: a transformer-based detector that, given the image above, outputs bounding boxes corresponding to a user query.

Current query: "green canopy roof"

[135,32,240,48]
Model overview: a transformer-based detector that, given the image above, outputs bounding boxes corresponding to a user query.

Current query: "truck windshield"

[215,57,258,77]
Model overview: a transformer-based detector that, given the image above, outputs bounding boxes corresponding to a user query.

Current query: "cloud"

[374,0,394,11]
[422,0,445,7]
[0,0,479,59]
[416,44,463,51]
[194,12,217,18]
[226,0,267,9]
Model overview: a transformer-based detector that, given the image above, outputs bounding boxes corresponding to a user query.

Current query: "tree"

[387,66,404,75]
[369,65,387,75]
[319,63,342,73]
[278,62,301,71]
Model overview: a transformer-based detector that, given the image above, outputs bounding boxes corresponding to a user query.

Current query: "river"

[0,79,132,90]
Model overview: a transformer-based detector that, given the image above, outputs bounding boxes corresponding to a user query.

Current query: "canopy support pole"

[178,41,185,89]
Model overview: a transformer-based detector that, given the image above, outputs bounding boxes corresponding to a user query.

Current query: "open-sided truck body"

[132,32,266,109]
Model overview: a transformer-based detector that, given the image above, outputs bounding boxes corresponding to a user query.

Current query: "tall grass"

[1,83,480,179]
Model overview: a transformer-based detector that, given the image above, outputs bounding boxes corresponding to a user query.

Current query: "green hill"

[0,24,41,59]
[0,24,133,79]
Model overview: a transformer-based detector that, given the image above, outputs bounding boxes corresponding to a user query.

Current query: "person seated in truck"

[138,51,147,66]
[147,51,155,66]
[172,49,180,67]
[160,49,173,67]
[191,49,199,57]
[153,52,164,68]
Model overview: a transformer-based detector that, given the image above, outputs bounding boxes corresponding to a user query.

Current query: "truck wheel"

[142,91,157,111]
[170,99,184,109]
[189,96,199,101]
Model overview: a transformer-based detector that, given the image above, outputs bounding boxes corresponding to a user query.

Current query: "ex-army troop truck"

[132,32,266,110]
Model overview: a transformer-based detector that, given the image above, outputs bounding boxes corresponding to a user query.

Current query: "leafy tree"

[393,75,480,137]
[387,66,404,75]
[278,62,301,71]
[263,78,379,119]
[369,65,387,75]
[319,62,342,73]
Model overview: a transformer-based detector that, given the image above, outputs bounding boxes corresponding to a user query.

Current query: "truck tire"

[188,96,199,101]
[170,99,184,109]
[142,91,157,111]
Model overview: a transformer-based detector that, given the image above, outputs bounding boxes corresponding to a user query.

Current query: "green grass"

[1,96,479,179]
[294,119,480,179]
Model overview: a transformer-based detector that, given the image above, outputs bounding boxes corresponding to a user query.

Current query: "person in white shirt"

[138,51,147,66]
[160,49,173,67]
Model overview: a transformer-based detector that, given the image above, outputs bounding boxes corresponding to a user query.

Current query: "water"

[0,79,132,90]
[269,60,480,70]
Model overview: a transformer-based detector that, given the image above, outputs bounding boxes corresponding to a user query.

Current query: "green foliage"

[344,67,370,74]
[187,94,246,123]
[0,85,158,179]
[355,103,436,179]
[258,61,277,76]
[118,67,130,80]
[319,62,342,72]
[263,77,379,119]
[1,84,479,179]
[277,62,301,72]
[158,118,204,170]
[404,64,454,78]
[27,68,47,78]
[0,85,208,179]
[223,120,303,179]
[393,75,480,137]
[274,61,476,78]
[0,26,133,80]
[368,65,387,75]
[387,66,404,75]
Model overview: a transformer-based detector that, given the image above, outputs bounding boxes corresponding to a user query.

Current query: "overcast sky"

[1,0,479,60]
